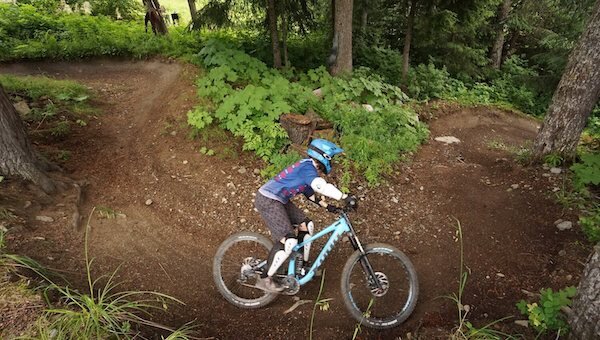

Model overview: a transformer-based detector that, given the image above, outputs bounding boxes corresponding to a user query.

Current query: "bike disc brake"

[369,272,389,297]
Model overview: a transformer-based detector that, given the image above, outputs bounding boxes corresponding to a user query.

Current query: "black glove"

[326,204,339,213]
[344,195,358,211]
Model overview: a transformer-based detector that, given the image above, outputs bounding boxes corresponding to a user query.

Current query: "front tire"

[341,243,419,329]
[213,232,278,308]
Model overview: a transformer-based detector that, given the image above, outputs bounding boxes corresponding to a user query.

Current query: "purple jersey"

[258,159,318,203]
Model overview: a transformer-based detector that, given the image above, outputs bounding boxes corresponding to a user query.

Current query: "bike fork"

[346,232,384,291]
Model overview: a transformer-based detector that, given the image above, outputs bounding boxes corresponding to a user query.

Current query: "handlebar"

[326,196,358,214]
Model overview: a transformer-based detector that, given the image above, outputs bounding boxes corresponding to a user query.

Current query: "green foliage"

[0,4,199,62]
[0,74,89,102]
[90,0,142,21]
[260,151,302,178]
[571,153,600,190]
[543,153,564,168]
[516,287,577,336]
[190,40,427,184]
[579,206,600,243]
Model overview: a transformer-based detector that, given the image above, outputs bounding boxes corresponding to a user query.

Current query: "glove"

[326,204,339,213]
[344,195,358,210]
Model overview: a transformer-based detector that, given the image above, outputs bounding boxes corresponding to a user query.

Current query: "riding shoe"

[255,277,284,293]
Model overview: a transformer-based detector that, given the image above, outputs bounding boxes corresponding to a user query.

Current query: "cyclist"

[254,138,353,292]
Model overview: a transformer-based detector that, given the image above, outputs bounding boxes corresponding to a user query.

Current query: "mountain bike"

[212,200,419,329]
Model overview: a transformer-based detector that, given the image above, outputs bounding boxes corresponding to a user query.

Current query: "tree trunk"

[532,1,600,160]
[330,0,353,76]
[144,0,168,35]
[361,0,368,34]
[281,13,290,67]
[187,0,197,23]
[401,0,417,85]
[0,85,56,193]
[490,0,512,69]
[569,243,600,340]
[267,0,282,69]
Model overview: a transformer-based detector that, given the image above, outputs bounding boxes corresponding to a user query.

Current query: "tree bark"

[360,0,368,34]
[532,1,600,160]
[267,0,282,68]
[569,243,600,340]
[490,0,512,69]
[402,0,417,85]
[187,0,197,23]
[281,13,290,67]
[330,0,353,76]
[0,85,56,193]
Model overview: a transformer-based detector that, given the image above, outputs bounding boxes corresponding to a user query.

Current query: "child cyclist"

[254,139,356,292]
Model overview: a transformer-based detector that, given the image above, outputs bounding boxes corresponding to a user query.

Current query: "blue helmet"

[307,139,344,174]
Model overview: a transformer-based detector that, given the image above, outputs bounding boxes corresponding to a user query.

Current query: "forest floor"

[0,59,592,339]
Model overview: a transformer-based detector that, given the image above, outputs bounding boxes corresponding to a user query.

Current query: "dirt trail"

[0,60,590,339]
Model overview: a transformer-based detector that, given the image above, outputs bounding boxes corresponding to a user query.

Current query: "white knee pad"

[267,237,297,277]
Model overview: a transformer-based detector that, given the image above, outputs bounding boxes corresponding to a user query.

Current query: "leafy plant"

[96,206,118,219]
[579,206,600,243]
[309,269,332,340]
[571,152,600,190]
[543,153,564,167]
[516,287,577,336]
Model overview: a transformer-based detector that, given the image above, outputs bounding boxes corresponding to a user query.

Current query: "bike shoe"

[255,277,284,293]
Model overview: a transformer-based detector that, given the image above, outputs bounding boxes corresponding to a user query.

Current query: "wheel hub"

[369,272,389,297]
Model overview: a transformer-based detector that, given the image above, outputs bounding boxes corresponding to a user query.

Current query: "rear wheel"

[213,232,278,308]
[341,243,419,329]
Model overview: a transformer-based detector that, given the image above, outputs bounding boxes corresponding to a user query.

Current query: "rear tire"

[341,243,419,329]
[213,232,278,308]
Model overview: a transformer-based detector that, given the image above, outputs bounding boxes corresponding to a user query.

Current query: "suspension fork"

[343,213,384,290]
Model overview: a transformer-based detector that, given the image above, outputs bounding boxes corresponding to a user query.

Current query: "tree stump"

[280,113,316,145]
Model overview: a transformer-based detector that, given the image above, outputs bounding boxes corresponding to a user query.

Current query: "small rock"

[496,273,505,278]
[391,197,399,204]
[145,199,153,206]
[566,274,572,280]
[556,221,573,231]
[170,131,177,136]
[183,160,188,165]
[419,186,424,191]
[253,168,261,175]
[554,219,564,225]
[542,173,551,177]
[550,167,562,174]
[47,256,54,261]
[226,182,236,189]
[362,104,374,112]
[33,236,46,241]
[434,136,461,144]
[511,184,519,189]
[221,197,228,204]
[14,101,31,116]
[237,167,247,174]
[0,225,7,233]
[514,320,529,328]
[552,187,560,192]
[393,231,401,235]
[117,213,127,219]
[558,250,567,256]
[312,88,323,98]
[35,216,54,223]
[23,201,32,209]
[240,218,247,224]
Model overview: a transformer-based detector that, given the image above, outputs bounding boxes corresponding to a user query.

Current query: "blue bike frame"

[286,212,364,285]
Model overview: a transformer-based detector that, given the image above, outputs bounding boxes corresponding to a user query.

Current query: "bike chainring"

[369,272,389,297]
[279,275,300,295]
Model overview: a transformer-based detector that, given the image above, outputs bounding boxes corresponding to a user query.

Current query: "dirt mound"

[0,60,590,339]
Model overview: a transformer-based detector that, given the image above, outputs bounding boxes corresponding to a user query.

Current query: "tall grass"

[444,219,519,340]
[3,208,194,339]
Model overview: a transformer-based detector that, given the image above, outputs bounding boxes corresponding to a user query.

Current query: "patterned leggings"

[255,192,307,242]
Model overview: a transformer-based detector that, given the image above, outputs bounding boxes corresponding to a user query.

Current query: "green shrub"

[517,287,577,336]
[189,40,427,184]
[579,207,600,243]
[571,153,600,190]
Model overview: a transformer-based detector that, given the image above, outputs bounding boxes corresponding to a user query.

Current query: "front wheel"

[213,231,278,309]
[341,243,419,329]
